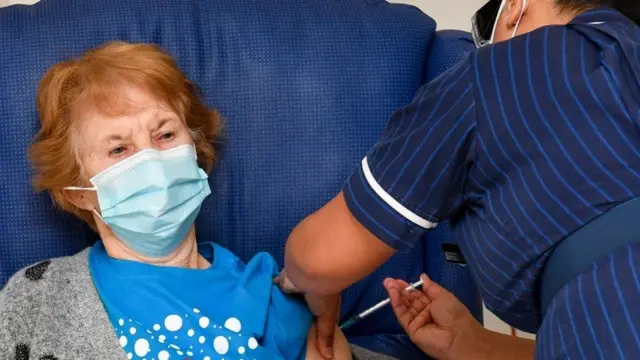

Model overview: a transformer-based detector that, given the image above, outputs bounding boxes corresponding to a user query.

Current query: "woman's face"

[75,87,194,179]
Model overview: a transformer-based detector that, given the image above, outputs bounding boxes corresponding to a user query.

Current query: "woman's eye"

[109,146,126,157]
[158,132,175,141]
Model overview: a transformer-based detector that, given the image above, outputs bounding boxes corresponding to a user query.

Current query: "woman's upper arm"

[0,285,9,352]
[0,269,42,353]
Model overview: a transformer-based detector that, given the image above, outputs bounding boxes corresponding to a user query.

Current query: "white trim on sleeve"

[361,157,437,229]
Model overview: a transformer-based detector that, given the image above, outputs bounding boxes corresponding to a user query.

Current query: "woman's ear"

[63,189,98,212]
[504,0,529,29]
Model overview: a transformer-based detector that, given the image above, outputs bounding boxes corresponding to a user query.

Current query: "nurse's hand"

[305,292,342,359]
[276,270,341,359]
[306,323,352,360]
[384,274,485,360]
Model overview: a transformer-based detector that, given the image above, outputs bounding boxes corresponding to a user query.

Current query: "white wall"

[389,0,484,31]
[0,0,38,6]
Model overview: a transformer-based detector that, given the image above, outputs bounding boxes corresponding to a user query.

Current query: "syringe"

[339,278,424,329]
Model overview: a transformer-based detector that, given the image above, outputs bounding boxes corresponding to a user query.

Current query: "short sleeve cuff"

[342,157,438,250]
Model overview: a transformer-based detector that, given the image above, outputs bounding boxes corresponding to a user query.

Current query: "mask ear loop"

[63,186,104,221]
[92,208,104,221]
[64,186,97,191]
[511,0,528,38]
[489,0,527,44]
[489,0,507,45]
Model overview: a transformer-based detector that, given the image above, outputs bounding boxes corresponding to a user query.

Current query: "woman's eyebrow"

[151,117,177,131]
[98,132,129,148]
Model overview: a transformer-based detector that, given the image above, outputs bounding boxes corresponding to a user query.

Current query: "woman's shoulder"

[0,249,91,342]
[0,248,117,356]
[1,248,91,294]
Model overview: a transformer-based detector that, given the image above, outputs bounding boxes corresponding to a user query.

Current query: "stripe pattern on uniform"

[344,8,640,359]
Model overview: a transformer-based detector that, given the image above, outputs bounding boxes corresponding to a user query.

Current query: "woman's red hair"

[29,41,222,229]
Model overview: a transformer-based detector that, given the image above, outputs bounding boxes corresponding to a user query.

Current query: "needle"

[340,278,424,329]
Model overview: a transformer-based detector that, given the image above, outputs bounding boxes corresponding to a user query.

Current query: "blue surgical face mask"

[65,144,211,258]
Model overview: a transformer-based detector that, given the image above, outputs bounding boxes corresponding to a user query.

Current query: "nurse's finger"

[315,316,336,359]
[385,279,413,328]
[400,288,430,318]
[390,280,415,309]
[420,273,449,301]
[405,303,433,336]
[383,278,411,293]
[308,293,341,359]
[390,278,411,289]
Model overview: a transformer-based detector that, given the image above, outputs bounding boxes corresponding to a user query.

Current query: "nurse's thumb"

[315,320,335,358]
[420,273,449,301]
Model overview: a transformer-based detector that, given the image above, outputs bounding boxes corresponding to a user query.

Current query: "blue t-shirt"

[89,241,312,360]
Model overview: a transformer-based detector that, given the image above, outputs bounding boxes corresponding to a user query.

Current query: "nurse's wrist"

[443,319,491,360]
[451,327,535,360]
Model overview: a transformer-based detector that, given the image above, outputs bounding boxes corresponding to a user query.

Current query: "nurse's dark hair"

[556,0,640,25]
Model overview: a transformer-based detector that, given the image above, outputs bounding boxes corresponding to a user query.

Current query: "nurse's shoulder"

[475,9,637,82]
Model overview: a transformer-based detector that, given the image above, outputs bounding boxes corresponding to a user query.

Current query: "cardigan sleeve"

[0,263,47,356]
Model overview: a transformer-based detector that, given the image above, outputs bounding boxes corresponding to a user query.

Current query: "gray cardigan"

[0,249,397,360]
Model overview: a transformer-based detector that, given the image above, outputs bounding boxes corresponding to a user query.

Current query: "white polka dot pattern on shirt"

[134,339,150,357]
[199,316,210,328]
[248,337,258,350]
[114,313,260,359]
[164,315,183,332]
[213,336,229,355]
[158,350,170,360]
[224,317,242,333]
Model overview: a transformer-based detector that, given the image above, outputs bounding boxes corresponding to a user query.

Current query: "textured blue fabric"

[425,30,476,83]
[0,0,478,357]
[90,241,311,360]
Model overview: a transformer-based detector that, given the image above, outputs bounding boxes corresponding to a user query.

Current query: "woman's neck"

[97,224,210,269]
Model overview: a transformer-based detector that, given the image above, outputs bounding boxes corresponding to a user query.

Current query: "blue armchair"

[0,1,481,358]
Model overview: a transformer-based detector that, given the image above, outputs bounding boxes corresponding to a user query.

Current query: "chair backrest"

[0,0,479,356]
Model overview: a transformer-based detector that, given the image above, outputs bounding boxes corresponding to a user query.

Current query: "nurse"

[280,0,640,358]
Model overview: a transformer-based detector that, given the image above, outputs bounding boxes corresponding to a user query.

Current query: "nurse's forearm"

[468,329,535,360]
[284,192,396,294]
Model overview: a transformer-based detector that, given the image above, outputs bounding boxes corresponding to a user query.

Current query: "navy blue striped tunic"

[344,8,640,359]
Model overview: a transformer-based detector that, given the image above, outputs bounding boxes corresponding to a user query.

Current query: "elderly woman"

[0,42,386,360]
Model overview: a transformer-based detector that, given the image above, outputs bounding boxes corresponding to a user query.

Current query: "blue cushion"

[426,30,477,81]
[0,0,479,357]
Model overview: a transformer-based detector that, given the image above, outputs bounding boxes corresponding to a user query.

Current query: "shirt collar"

[570,7,631,26]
